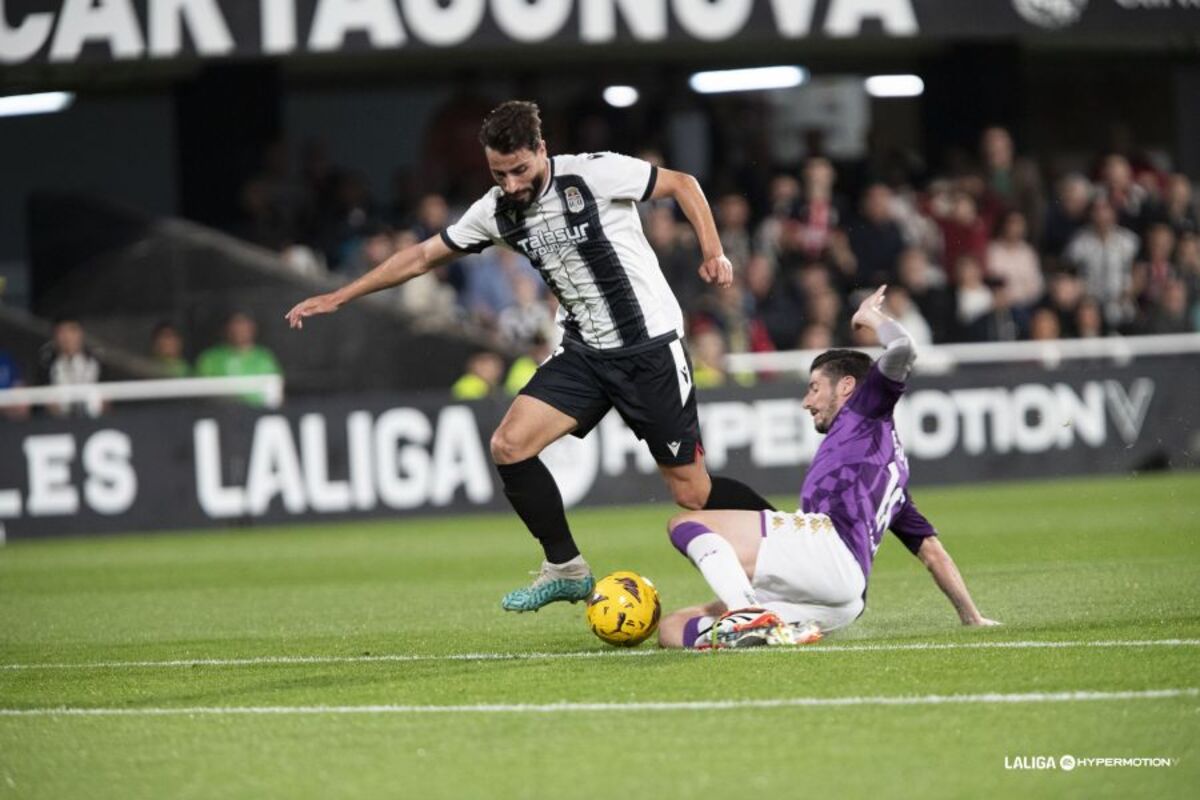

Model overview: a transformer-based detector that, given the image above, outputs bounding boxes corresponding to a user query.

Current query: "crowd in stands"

[227,120,1200,393]
[0,312,282,419]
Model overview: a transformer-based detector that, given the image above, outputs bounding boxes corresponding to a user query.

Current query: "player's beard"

[504,170,545,210]
[811,402,837,434]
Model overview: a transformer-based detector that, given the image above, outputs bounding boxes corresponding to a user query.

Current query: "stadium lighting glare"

[689,66,807,95]
[864,75,925,99]
[603,86,639,108]
[0,91,75,119]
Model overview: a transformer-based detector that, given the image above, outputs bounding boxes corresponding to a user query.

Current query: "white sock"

[685,533,759,610]
[546,555,589,577]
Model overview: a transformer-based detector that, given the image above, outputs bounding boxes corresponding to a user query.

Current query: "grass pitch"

[2,472,1198,799]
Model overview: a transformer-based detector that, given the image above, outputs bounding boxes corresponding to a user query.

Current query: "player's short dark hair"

[811,349,872,385]
[478,100,543,154]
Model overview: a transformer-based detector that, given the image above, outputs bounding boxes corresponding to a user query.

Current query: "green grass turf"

[1,472,1198,799]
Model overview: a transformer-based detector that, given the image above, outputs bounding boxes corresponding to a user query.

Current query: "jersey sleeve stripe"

[439,229,489,254]
[640,165,659,202]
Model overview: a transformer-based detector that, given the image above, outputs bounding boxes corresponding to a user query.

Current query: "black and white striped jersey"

[440,152,684,353]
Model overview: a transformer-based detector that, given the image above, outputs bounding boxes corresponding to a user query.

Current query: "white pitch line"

[1,639,1198,672]
[0,688,1196,718]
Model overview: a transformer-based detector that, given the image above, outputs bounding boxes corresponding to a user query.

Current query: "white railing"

[725,333,1200,377]
[0,375,285,416]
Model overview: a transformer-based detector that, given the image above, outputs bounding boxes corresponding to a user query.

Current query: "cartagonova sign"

[0,0,920,65]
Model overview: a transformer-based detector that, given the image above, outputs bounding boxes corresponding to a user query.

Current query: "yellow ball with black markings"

[585,571,661,647]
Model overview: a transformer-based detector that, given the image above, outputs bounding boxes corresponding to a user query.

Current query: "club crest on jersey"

[565,186,585,213]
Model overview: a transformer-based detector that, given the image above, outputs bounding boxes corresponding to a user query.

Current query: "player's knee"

[667,510,703,534]
[489,429,529,464]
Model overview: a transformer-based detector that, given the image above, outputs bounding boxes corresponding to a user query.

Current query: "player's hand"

[851,285,888,331]
[285,293,341,329]
[699,255,734,288]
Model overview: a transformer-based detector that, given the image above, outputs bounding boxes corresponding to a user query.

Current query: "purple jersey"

[800,363,936,578]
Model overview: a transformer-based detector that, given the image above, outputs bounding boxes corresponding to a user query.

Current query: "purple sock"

[669,520,712,555]
[682,615,707,649]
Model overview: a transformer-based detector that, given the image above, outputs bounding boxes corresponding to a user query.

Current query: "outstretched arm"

[651,168,733,288]
[851,285,916,381]
[917,536,1000,626]
[285,234,458,329]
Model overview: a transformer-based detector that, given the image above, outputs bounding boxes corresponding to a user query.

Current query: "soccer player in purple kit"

[658,286,999,649]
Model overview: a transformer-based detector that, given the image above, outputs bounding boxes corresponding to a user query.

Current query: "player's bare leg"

[658,456,712,510]
[491,395,596,612]
[660,451,775,512]
[490,394,578,464]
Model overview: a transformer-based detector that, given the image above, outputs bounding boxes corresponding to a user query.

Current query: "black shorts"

[519,335,702,466]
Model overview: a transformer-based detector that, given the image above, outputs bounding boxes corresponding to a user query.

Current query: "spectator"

[1133,223,1179,310]
[1042,268,1086,338]
[715,193,753,271]
[954,255,1013,342]
[409,193,451,240]
[1028,306,1062,341]
[979,126,1045,240]
[937,189,990,285]
[882,285,933,346]
[1177,233,1200,304]
[37,318,102,417]
[647,205,705,308]
[1065,197,1140,329]
[805,288,849,345]
[754,173,802,262]
[451,351,505,400]
[0,349,30,421]
[498,270,555,350]
[196,312,282,407]
[1075,296,1106,338]
[846,183,906,288]
[1139,279,1192,335]
[693,281,773,359]
[987,209,1044,333]
[319,171,381,269]
[1100,154,1151,235]
[392,228,459,322]
[504,334,554,396]
[689,329,741,389]
[150,322,190,378]
[896,247,954,343]
[1042,173,1093,258]
[341,223,395,279]
[457,248,528,329]
[797,323,834,351]
[743,253,803,350]
[1159,174,1199,237]
[790,157,843,261]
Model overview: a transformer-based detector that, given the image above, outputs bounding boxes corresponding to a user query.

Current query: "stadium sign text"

[0,429,136,519]
[0,0,920,65]
[192,408,492,518]
[0,360,1191,539]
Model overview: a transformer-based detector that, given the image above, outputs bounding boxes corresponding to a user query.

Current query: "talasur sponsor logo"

[517,223,590,260]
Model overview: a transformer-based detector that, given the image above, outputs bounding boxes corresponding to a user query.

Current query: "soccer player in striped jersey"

[286,100,773,612]
[658,286,1000,649]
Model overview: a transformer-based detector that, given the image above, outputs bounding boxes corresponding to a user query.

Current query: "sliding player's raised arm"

[285,234,458,329]
[851,285,916,381]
